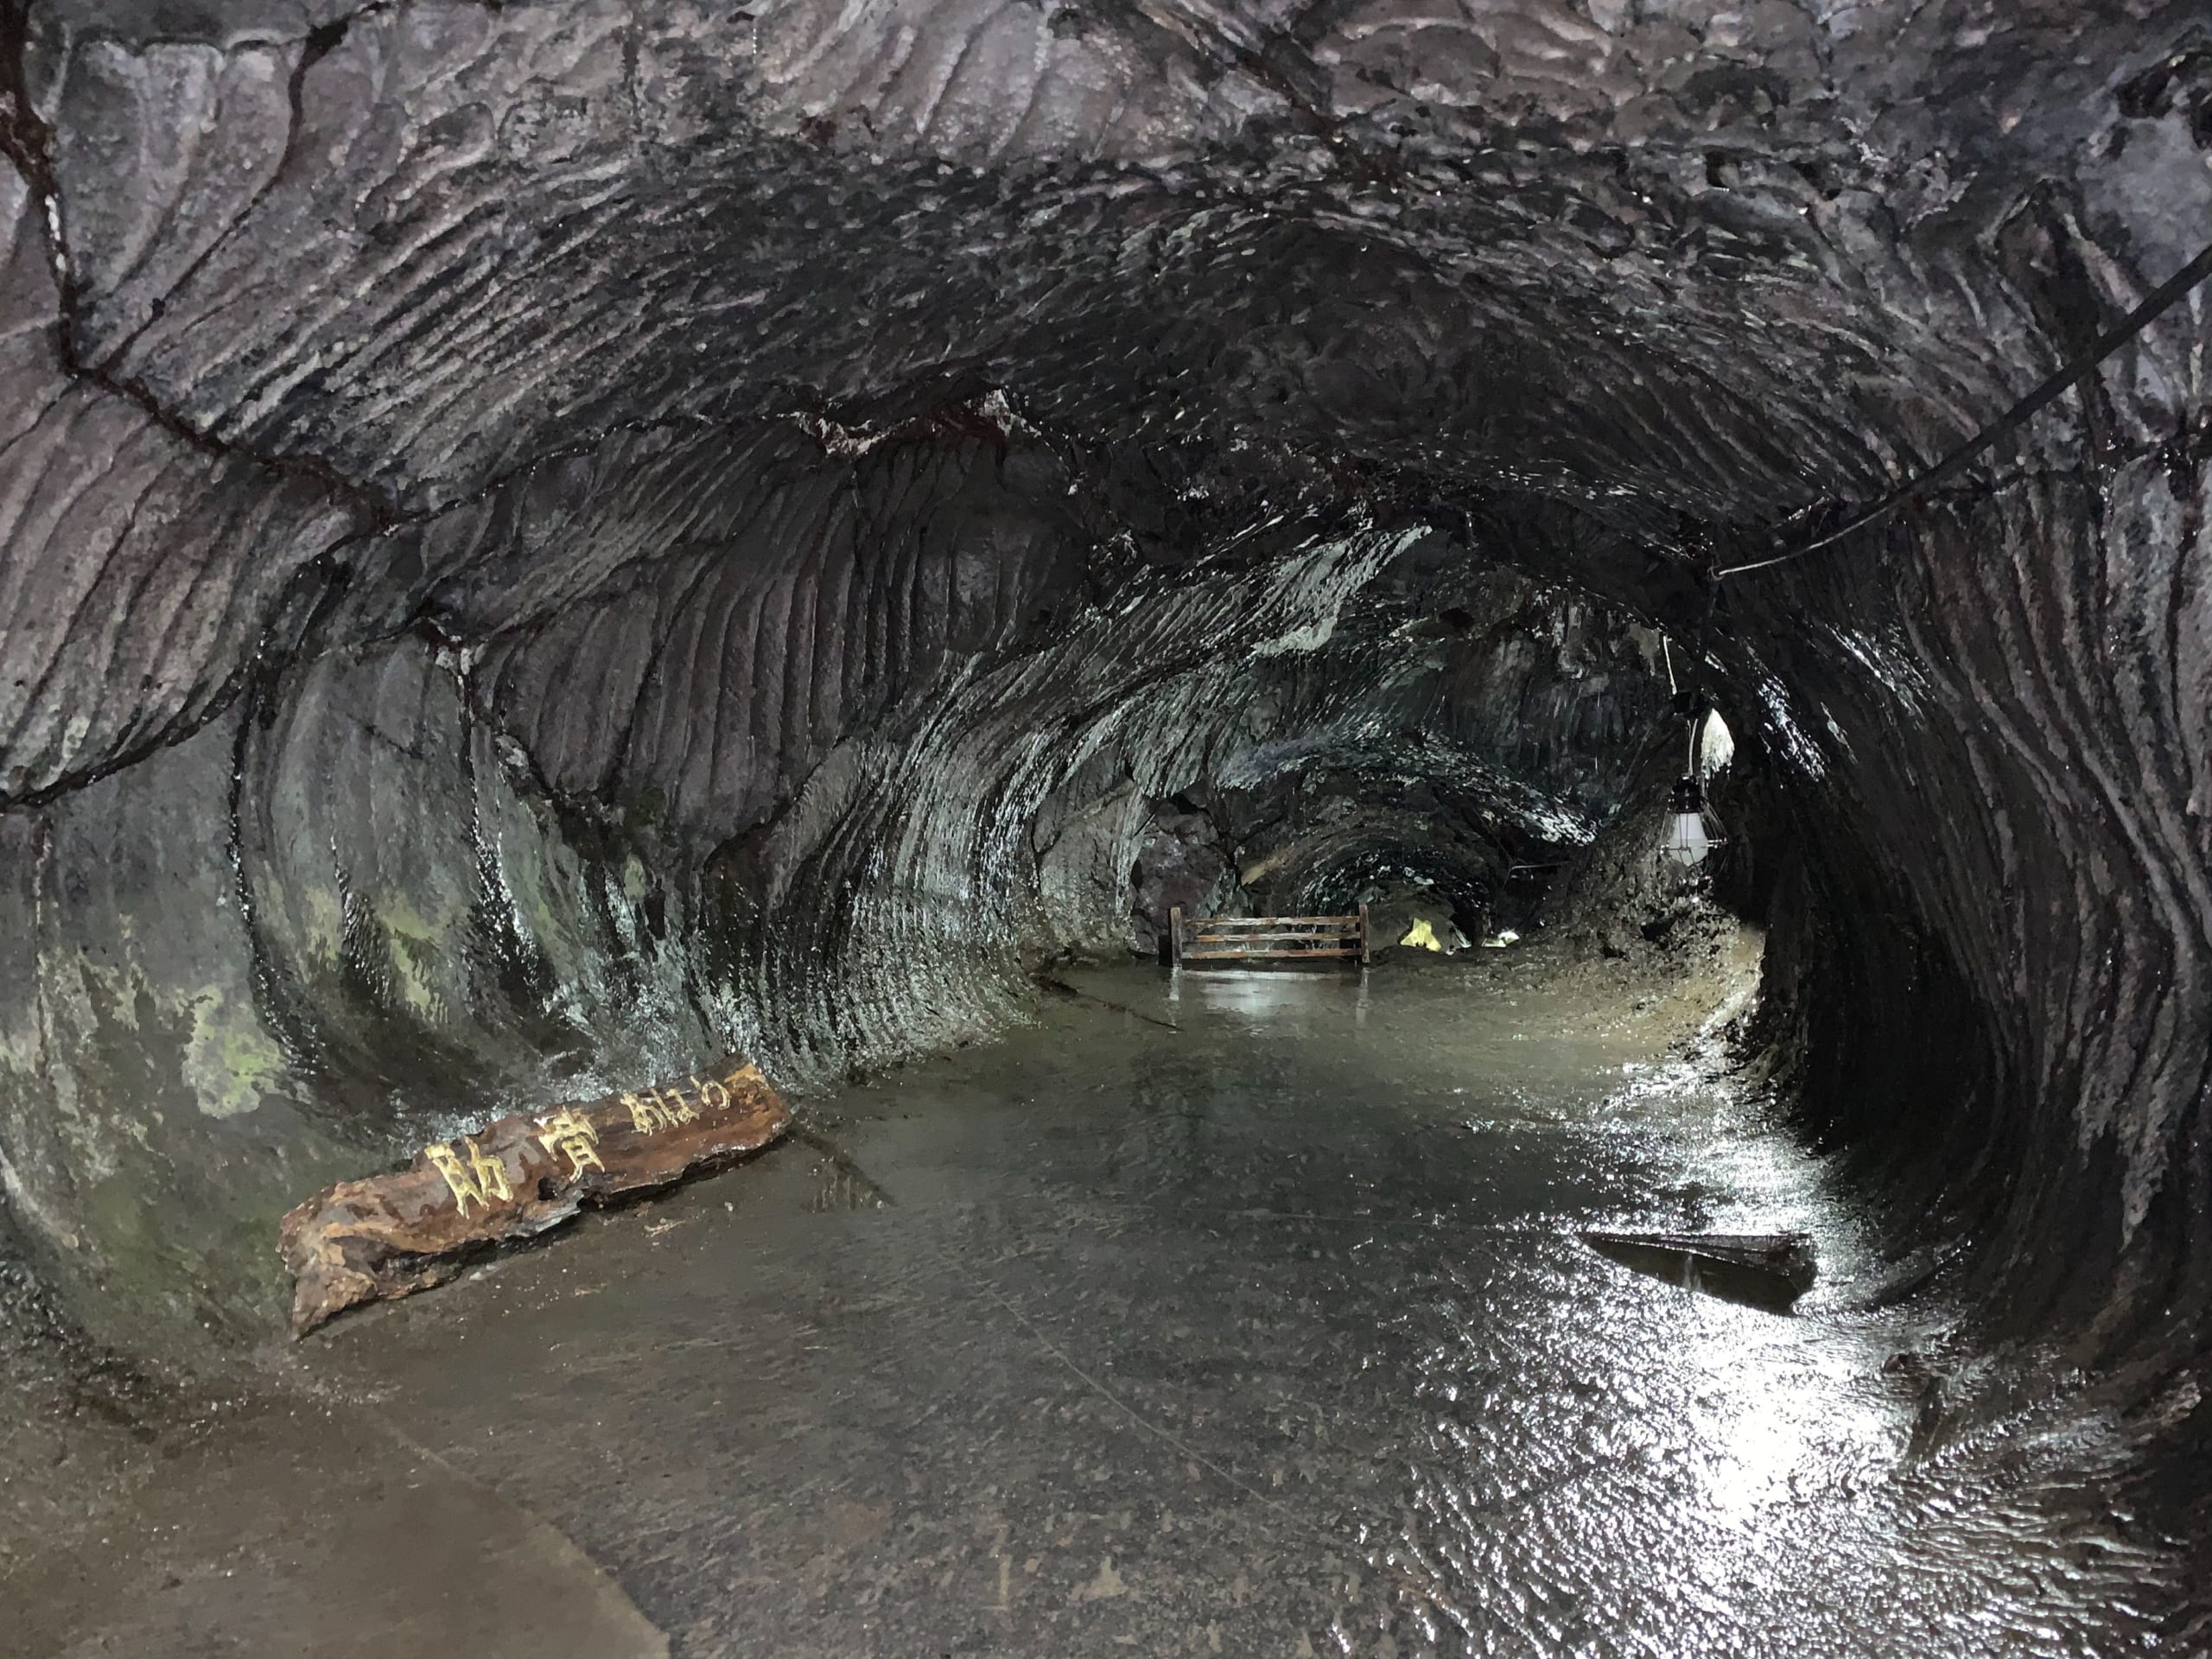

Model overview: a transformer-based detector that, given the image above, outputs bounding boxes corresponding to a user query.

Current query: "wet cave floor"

[6,940,2187,1658]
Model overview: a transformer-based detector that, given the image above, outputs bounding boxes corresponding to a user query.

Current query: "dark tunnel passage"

[2,0,2210,1652]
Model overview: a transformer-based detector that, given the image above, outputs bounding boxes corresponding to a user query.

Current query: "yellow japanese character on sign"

[536,1109,604,1178]
[423,1136,512,1216]
[623,1084,698,1135]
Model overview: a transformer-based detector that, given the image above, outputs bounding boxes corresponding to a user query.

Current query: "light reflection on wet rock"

[268,962,2191,1659]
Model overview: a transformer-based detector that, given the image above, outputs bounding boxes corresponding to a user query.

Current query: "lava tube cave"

[2,1,2209,1654]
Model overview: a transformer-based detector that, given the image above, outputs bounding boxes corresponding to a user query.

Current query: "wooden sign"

[278,1060,791,1334]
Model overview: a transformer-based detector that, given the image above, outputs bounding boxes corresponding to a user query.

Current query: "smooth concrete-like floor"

[6,952,2192,1657]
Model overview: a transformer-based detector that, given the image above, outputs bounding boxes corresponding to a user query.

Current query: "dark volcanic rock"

[1129,803,1242,956]
[0,0,2205,1581]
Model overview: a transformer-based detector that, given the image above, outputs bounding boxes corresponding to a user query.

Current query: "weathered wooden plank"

[277,1060,791,1334]
[1190,916,1357,929]
[1188,945,1358,954]
[1181,945,1363,960]
[1192,928,1360,942]
[1192,925,1351,932]
[1183,942,1363,951]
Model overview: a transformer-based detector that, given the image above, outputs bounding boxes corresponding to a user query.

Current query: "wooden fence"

[1167,906,1370,967]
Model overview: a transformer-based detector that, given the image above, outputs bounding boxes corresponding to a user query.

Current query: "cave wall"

[1728,460,2212,1382]
[1,456,1662,1353]
[0,0,2206,1405]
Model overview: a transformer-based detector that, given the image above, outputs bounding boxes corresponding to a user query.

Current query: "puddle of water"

[51,949,2183,1659]
[1169,963,1368,1020]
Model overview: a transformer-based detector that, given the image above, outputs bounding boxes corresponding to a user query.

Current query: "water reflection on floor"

[226,962,2205,1651]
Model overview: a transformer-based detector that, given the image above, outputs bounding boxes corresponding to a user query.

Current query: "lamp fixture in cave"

[1659,707,1727,870]
[1661,774,1722,868]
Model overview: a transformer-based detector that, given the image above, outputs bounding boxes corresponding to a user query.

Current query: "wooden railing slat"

[1189,917,1354,928]
[1183,945,1362,957]
[1189,926,1354,932]
[1185,942,1353,955]
[1192,927,1358,938]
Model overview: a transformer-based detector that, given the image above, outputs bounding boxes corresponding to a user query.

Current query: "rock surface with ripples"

[0,0,2208,1624]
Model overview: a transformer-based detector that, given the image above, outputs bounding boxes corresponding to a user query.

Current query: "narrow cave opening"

[3,2,2211,1654]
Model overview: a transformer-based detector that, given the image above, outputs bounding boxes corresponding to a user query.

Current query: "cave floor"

[6,941,2185,1658]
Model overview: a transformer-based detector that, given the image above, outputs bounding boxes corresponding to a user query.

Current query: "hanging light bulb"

[1653,678,1727,874]
[1661,775,1714,868]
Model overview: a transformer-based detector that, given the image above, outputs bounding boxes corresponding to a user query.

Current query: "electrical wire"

[1714,237,2212,580]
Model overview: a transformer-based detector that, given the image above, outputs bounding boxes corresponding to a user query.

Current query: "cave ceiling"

[4,0,2206,809]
